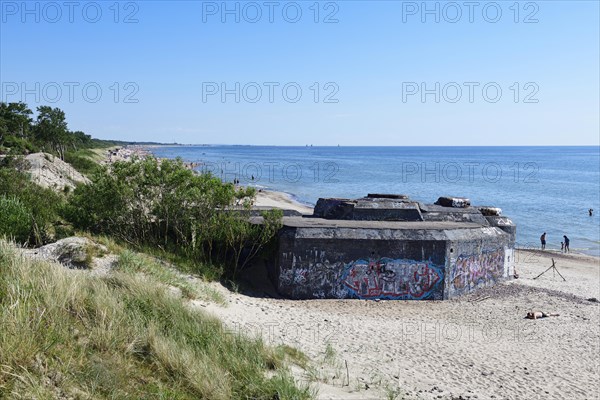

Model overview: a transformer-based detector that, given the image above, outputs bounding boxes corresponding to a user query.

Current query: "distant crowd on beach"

[539,209,594,253]
[104,146,200,171]
[105,146,150,163]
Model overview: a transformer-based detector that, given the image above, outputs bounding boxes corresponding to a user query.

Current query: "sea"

[150,146,600,257]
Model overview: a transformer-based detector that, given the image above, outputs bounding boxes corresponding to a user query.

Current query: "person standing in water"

[563,235,570,253]
[589,208,594,217]
[540,232,547,250]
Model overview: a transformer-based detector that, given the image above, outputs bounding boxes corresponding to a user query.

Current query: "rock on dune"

[23,153,89,191]
[23,236,111,271]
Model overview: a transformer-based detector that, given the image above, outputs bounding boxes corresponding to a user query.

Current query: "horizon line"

[129,143,600,148]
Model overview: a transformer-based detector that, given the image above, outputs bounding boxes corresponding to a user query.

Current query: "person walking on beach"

[563,235,570,253]
[540,232,547,250]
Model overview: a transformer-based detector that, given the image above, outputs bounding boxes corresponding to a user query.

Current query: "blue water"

[150,146,600,257]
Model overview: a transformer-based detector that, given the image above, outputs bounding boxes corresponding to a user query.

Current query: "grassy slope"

[0,241,311,399]
[63,146,113,176]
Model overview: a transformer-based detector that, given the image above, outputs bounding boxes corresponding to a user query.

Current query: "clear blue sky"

[1,0,598,145]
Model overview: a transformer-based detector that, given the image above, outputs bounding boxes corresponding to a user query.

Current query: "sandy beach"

[197,189,600,399]
[253,190,314,215]
[199,248,599,400]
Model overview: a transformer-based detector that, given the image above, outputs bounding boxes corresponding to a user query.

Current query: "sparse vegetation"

[384,385,406,400]
[64,148,101,175]
[278,345,311,369]
[116,250,227,304]
[324,343,336,362]
[304,342,348,388]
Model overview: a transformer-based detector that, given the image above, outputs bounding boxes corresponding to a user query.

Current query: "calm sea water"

[150,146,600,257]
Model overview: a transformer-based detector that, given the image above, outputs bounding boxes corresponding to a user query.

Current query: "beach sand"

[198,248,599,399]
[198,190,600,399]
[253,189,314,215]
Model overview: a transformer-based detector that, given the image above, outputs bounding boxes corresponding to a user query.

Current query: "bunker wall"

[273,226,515,300]
[444,234,514,299]
[276,227,447,300]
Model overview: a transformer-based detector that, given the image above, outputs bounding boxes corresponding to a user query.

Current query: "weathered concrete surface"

[479,206,502,216]
[313,198,356,220]
[485,215,517,244]
[272,217,484,230]
[265,194,516,300]
[244,207,304,217]
[446,237,514,298]
[435,196,471,208]
[313,197,424,221]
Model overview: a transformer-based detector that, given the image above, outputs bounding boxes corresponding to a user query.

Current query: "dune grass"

[116,250,227,305]
[0,241,312,399]
[77,233,227,305]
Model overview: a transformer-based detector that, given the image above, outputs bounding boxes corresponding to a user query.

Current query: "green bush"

[2,134,39,154]
[0,196,31,243]
[65,157,282,278]
[0,165,64,245]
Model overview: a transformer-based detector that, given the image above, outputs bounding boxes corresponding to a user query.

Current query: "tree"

[0,117,7,146]
[0,102,33,143]
[34,106,69,159]
[71,131,92,149]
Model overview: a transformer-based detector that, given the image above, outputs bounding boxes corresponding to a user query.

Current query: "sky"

[0,0,599,146]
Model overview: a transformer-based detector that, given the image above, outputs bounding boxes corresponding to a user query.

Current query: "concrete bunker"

[261,194,516,300]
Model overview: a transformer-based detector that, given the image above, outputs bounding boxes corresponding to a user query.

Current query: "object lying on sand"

[526,311,559,320]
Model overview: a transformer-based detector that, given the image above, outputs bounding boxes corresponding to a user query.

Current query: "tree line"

[0,102,102,158]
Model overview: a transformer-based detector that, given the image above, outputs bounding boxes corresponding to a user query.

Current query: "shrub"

[65,157,282,278]
[2,134,39,154]
[0,166,64,245]
[0,196,31,243]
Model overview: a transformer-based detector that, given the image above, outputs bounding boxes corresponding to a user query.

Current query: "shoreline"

[95,145,599,398]
[513,247,600,261]
[253,188,314,215]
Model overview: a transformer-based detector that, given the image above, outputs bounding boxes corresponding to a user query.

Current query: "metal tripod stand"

[533,258,566,281]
